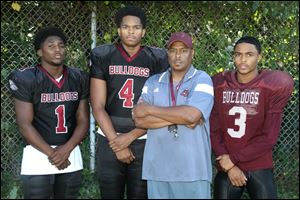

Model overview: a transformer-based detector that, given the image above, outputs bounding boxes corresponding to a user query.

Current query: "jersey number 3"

[118,79,135,108]
[228,106,246,138]
[55,105,68,134]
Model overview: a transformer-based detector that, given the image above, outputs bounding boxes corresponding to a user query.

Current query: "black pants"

[22,170,82,199]
[96,135,147,199]
[214,168,277,199]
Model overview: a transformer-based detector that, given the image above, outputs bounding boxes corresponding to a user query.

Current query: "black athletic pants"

[96,135,147,199]
[214,168,277,199]
[22,170,82,199]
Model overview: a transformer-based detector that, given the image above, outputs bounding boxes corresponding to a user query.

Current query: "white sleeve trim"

[142,86,148,94]
[194,83,214,96]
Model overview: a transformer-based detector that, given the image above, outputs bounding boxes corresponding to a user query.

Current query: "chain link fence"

[1,1,298,198]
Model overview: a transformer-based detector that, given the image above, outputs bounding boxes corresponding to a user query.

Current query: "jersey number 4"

[228,106,246,138]
[55,105,68,134]
[118,79,135,108]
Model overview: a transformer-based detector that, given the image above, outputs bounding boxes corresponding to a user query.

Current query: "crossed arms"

[132,102,204,129]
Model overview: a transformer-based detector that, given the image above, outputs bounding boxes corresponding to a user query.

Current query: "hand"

[48,145,71,168]
[227,166,247,187]
[216,154,235,172]
[109,133,134,152]
[115,147,135,164]
[132,102,151,118]
[56,159,71,170]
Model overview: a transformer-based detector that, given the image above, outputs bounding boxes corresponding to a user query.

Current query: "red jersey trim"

[116,43,144,62]
[37,64,67,89]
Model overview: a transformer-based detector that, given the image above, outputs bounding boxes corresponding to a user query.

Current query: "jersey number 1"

[118,79,135,108]
[55,105,68,134]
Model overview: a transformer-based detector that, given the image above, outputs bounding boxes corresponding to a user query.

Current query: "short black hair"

[33,26,67,51]
[234,36,262,54]
[115,6,147,28]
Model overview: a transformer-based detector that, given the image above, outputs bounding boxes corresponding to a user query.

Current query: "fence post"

[89,3,97,172]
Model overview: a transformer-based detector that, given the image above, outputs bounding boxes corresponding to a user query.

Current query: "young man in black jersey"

[8,26,89,199]
[90,6,169,199]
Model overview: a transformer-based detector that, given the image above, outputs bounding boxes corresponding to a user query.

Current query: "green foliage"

[78,169,101,199]
[278,187,299,199]
[1,1,298,199]
[1,172,23,199]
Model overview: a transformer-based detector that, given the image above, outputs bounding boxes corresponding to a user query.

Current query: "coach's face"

[118,15,145,48]
[168,41,194,74]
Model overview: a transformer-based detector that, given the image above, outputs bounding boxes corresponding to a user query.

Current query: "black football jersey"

[9,65,89,145]
[90,43,169,132]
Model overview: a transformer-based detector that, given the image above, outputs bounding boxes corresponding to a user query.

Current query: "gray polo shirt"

[140,65,214,182]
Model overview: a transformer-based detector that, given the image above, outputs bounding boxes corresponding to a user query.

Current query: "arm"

[229,77,294,165]
[210,104,229,157]
[210,104,232,171]
[229,112,284,164]
[132,102,202,129]
[227,166,247,187]
[90,78,118,141]
[14,98,55,157]
[90,78,135,163]
[49,99,89,167]
[109,128,147,152]
[210,100,284,170]
[14,98,70,169]
[133,115,173,129]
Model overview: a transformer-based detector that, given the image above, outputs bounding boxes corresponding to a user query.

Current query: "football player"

[210,36,294,199]
[9,26,89,199]
[90,6,169,199]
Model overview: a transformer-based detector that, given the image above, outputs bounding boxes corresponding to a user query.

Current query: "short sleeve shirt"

[140,65,214,182]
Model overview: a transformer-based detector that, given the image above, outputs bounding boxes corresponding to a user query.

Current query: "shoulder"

[143,46,167,58]
[212,70,232,80]
[91,44,116,58]
[195,69,211,79]
[211,71,232,85]
[260,70,294,91]
[149,72,164,82]
[144,46,167,53]
[8,66,38,94]
[9,66,36,84]
[68,66,88,75]
[67,67,89,80]
[146,71,167,85]
[263,70,293,85]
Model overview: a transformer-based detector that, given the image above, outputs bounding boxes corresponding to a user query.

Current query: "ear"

[117,28,121,36]
[37,49,42,57]
[257,53,262,63]
[191,49,195,58]
[142,29,146,38]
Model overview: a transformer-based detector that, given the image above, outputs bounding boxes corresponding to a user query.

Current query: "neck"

[171,71,185,82]
[40,62,64,79]
[237,70,258,84]
[171,66,191,82]
[121,43,141,56]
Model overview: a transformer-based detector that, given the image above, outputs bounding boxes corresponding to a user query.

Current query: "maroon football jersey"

[90,44,169,133]
[9,65,89,145]
[210,69,294,171]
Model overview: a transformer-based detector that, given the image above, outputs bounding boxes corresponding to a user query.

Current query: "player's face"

[168,41,194,74]
[233,43,262,82]
[118,15,145,48]
[38,36,65,67]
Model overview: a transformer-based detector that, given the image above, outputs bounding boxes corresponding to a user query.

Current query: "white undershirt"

[21,145,83,175]
[55,74,63,82]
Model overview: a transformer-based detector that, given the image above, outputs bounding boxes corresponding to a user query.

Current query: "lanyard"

[169,72,184,106]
